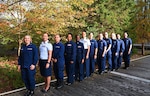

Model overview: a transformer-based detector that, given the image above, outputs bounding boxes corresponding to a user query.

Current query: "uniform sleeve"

[121,40,125,52]
[129,38,132,45]
[64,43,67,55]
[97,40,99,50]
[104,41,107,47]
[71,42,76,61]
[94,40,98,48]
[47,43,53,51]
[18,56,21,65]
[32,45,39,65]
[82,43,85,59]
[58,43,65,59]
[52,44,54,58]
[116,40,120,53]
[109,39,112,45]
[87,39,91,46]
[103,41,107,52]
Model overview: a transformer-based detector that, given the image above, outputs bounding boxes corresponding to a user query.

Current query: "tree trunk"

[142,43,145,55]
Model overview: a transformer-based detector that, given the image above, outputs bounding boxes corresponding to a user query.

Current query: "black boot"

[27,90,34,96]
[24,89,30,96]
[57,79,63,89]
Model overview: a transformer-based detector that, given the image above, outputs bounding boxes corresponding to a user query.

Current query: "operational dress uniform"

[18,43,38,92]
[123,38,132,68]
[75,41,85,81]
[97,39,107,74]
[117,39,125,69]
[80,38,91,78]
[52,42,65,88]
[104,38,112,70]
[111,39,120,70]
[39,40,53,77]
[65,41,76,84]
[89,39,98,75]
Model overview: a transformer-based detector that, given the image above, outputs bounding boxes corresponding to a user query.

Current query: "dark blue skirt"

[39,59,52,77]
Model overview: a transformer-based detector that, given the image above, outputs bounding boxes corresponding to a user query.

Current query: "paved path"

[2,56,150,96]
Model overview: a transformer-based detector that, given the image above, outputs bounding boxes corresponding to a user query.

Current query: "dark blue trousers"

[106,53,112,70]
[66,61,75,84]
[123,53,131,67]
[89,55,96,75]
[112,54,118,70]
[21,68,36,91]
[75,59,84,81]
[97,55,106,72]
[84,49,90,77]
[53,60,64,82]
[117,54,123,68]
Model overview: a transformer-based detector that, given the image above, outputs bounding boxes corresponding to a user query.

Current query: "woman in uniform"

[18,35,38,96]
[39,33,53,93]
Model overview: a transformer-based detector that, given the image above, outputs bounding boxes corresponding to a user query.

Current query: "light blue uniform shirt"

[80,38,91,49]
[39,40,53,60]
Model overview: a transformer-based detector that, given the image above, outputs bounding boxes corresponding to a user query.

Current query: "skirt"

[39,59,52,77]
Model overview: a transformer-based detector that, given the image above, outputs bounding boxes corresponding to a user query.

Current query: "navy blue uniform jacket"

[18,43,38,68]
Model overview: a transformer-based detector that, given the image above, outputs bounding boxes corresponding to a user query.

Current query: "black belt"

[40,59,48,61]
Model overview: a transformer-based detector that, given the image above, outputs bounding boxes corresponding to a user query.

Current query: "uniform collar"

[56,42,60,44]
[84,37,87,40]
[25,43,32,46]
[68,40,72,43]
[42,40,49,44]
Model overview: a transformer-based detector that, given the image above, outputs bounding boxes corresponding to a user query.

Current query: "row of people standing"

[18,31,132,96]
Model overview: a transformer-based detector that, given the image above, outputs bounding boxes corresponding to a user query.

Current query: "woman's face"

[104,32,108,38]
[82,32,86,38]
[89,33,93,39]
[99,34,103,40]
[43,34,49,41]
[111,33,116,39]
[67,34,72,41]
[55,35,60,43]
[24,36,31,44]
[117,34,121,39]
[124,33,128,38]
[76,35,80,41]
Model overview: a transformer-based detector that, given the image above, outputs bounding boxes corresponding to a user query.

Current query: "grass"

[0,63,24,93]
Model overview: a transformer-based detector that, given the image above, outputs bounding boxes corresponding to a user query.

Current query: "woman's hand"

[46,63,50,69]
[17,65,21,72]
[30,64,35,70]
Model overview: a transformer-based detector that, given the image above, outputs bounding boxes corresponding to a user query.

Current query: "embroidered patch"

[67,44,72,46]
[27,48,33,50]
[56,46,60,48]
[91,42,94,44]
[78,46,82,48]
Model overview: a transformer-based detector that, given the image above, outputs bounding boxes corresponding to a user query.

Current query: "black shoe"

[65,82,72,86]
[115,68,119,71]
[111,69,116,71]
[124,67,129,70]
[57,85,63,89]
[27,91,34,96]
[107,69,111,73]
[24,90,30,96]
[79,80,82,82]
[99,71,104,75]
[41,88,50,93]
[84,77,87,79]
